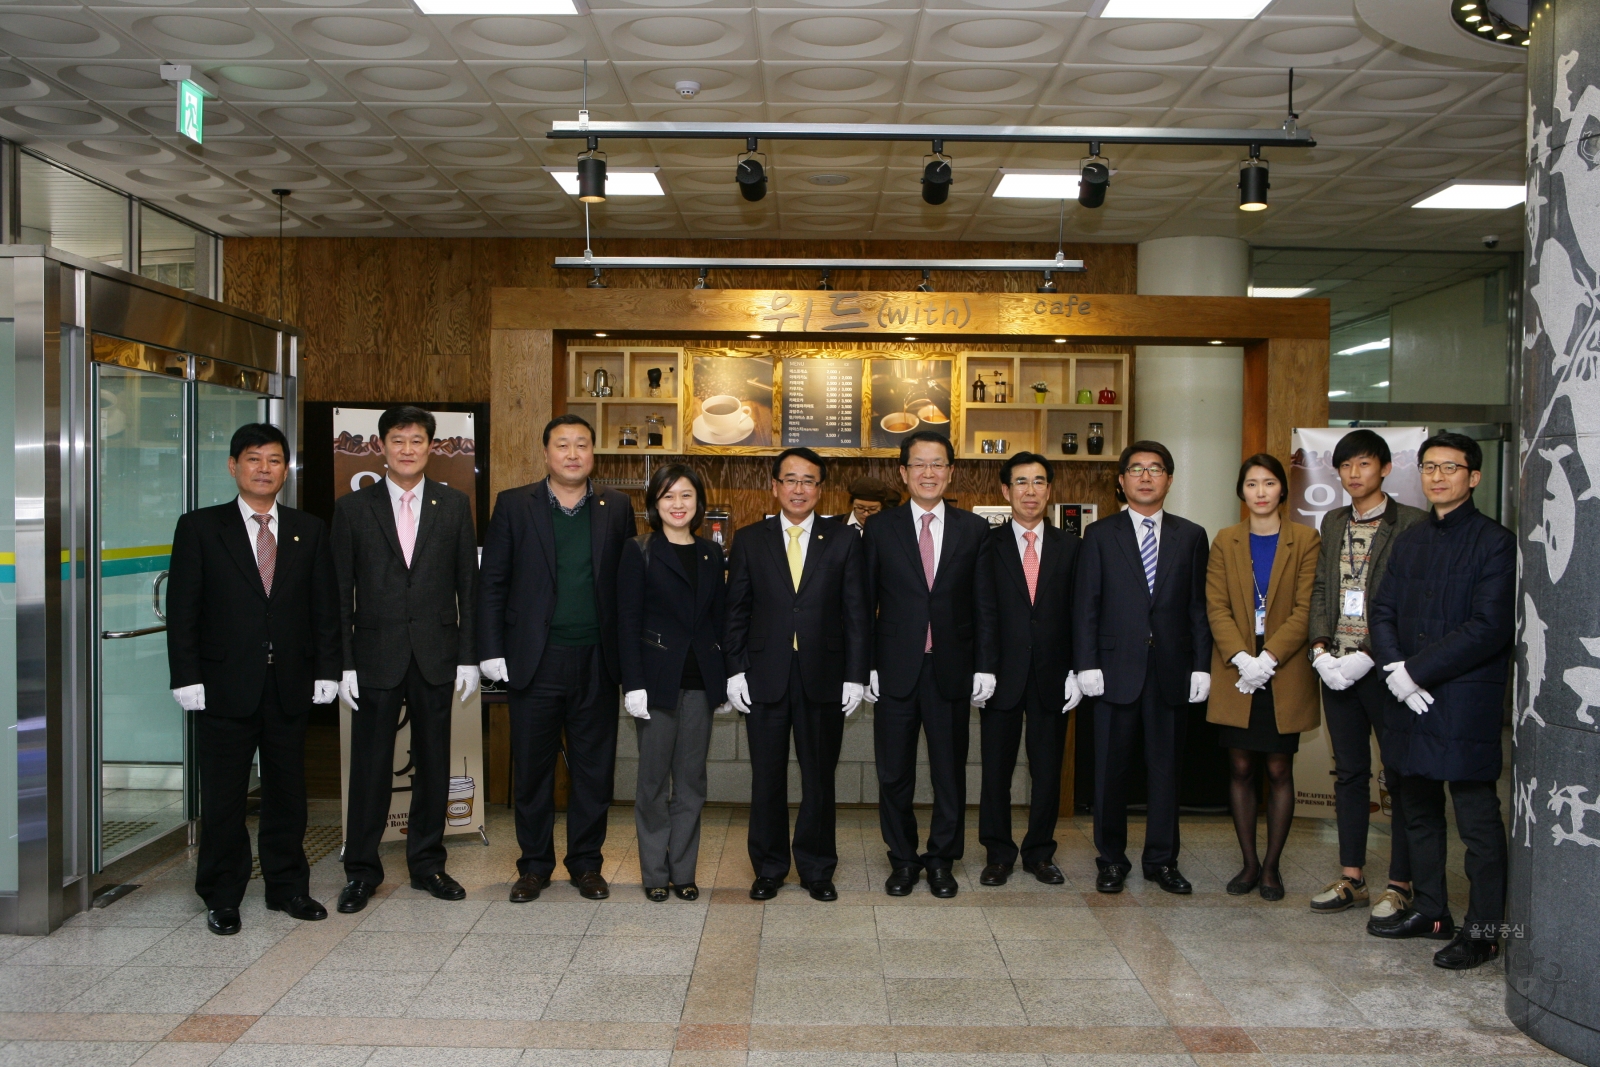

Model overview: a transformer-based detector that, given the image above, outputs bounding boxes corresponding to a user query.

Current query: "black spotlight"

[736,138,767,202]
[577,138,606,203]
[1239,153,1269,212]
[1078,160,1110,209]
[694,267,710,289]
[916,269,933,293]
[817,268,833,291]
[1036,271,1058,294]
[921,140,952,206]
[587,267,606,289]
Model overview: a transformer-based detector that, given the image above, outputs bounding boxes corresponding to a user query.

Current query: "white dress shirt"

[386,474,425,518]
[910,499,946,575]
[779,509,817,568]
[1128,506,1164,549]
[1352,493,1387,522]
[1011,517,1046,562]
[237,496,279,567]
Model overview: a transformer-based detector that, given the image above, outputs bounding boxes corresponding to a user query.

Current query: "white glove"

[339,670,360,709]
[171,683,205,712]
[1078,669,1105,698]
[1384,662,1434,714]
[1337,650,1375,684]
[971,673,997,707]
[726,672,751,714]
[1313,651,1351,691]
[866,670,880,703]
[479,657,508,683]
[1188,671,1210,703]
[1062,671,1083,713]
[455,665,480,702]
[842,682,864,717]
[1231,651,1267,693]
[312,680,338,705]
[1404,690,1434,715]
[624,689,650,720]
[713,702,735,715]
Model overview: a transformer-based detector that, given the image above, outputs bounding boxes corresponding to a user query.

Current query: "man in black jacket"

[1369,433,1514,970]
[724,448,869,902]
[167,423,340,936]
[331,405,480,914]
[864,431,996,899]
[477,414,637,903]
[974,452,1082,887]
[1073,441,1212,896]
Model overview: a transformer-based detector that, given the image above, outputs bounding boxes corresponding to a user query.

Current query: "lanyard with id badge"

[1251,570,1267,635]
[1343,523,1373,618]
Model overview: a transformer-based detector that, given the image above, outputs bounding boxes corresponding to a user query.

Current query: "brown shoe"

[570,870,610,900]
[509,873,550,903]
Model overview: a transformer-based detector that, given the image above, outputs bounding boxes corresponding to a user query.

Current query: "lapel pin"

[431,499,436,505]
[294,535,300,541]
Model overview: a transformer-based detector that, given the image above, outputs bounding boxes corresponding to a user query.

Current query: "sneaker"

[1310,876,1368,913]
[1370,885,1412,921]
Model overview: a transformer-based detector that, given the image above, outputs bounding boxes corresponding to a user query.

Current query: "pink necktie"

[253,513,275,596]
[920,511,936,652]
[399,490,417,567]
[1022,530,1039,605]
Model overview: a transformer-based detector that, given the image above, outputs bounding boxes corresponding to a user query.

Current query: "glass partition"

[197,382,266,507]
[140,206,202,293]
[18,154,127,268]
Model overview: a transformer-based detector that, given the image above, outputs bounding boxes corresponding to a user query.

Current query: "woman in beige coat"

[1207,453,1320,901]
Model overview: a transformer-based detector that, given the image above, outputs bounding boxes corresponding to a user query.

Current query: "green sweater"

[549,500,599,646]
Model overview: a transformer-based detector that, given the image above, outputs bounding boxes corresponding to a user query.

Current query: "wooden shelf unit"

[955,351,1127,461]
[566,347,685,455]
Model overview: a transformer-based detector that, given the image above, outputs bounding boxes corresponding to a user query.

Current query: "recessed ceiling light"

[1459,2,1477,8]
[1374,380,1391,387]
[1054,338,1067,343]
[1328,390,1350,398]
[1413,182,1525,210]
[416,0,579,12]
[1337,338,1390,355]
[904,336,917,340]
[1208,340,1224,345]
[1477,22,1494,31]
[1496,31,1512,38]
[748,333,762,339]
[809,173,850,186]
[547,168,664,196]
[1096,0,1270,16]
[594,332,607,337]
[1464,13,1482,21]
[993,171,1083,199]
[1249,286,1315,298]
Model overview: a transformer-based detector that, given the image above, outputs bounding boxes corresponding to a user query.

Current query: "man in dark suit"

[1073,440,1212,895]
[478,414,637,903]
[974,452,1082,887]
[864,430,996,899]
[331,405,481,914]
[724,447,870,902]
[167,423,340,936]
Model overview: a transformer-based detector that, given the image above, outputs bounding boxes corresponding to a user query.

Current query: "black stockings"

[1228,749,1295,889]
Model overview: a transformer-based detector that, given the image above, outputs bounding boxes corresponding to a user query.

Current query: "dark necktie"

[253,513,276,596]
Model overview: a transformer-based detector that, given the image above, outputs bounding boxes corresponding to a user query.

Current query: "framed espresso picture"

[869,357,953,450]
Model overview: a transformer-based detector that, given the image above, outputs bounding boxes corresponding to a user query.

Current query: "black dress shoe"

[1434,929,1500,969]
[1143,866,1193,895]
[979,863,1012,886]
[884,867,919,896]
[927,867,959,898]
[1095,863,1131,894]
[1023,861,1066,885]
[644,886,670,902]
[206,908,241,936]
[1367,907,1456,940]
[749,876,782,901]
[800,880,838,902]
[337,880,377,914]
[1226,868,1260,896]
[412,871,466,901]
[266,895,327,921]
[570,871,610,900]
[509,873,550,903]
[671,883,699,901]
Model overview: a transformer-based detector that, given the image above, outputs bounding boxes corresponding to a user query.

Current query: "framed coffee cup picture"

[688,352,774,447]
[869,357,953,450]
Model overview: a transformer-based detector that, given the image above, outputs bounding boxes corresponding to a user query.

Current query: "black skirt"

[1217,638,1301,755]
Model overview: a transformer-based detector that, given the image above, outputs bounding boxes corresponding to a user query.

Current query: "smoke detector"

[674,81,700,98]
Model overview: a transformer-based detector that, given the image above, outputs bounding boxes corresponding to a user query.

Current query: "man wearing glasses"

[725,447,870,901]
[1073,440,1212,895]
[1368,433,1513,970]
[863,431,996,898]
[974,452,1082,887]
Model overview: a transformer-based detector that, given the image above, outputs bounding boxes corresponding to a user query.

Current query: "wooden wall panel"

[1266,337,1330,461]
[490,328,553,492]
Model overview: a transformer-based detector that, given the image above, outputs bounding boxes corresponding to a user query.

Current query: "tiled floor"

[0,802,1571,1067]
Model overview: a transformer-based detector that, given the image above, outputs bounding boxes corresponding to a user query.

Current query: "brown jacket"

[1205,518,1321,733]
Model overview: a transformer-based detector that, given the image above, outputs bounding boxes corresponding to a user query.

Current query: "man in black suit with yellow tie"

[331,405,481,914]
[864,431,996,899]
[975,452,1082,887]
[724,447,870,902]
[1072,440,1212,895]
[167,423,341,936]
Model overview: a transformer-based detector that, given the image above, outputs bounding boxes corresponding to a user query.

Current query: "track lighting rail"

[552,257,1087,272]
[547,120,1315,149]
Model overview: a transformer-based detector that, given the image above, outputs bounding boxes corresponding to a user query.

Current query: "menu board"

[780,357,861,448]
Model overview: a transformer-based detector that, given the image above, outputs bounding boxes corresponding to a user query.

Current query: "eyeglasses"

[1421,461,1468,476]
[906,462,951,473]
[1124,465,1167,477]
[852,501,882,515]
[778,476,820,490]
[1009,477,1050,489]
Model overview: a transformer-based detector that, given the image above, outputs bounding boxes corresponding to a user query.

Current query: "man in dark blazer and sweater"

[1073,440,1212,895]
[724,448,870,902]
[975,452,1082,887]
[331,405,481,914]
[864,431,997,898]
[477,414,637,902]
[167,423,340,936]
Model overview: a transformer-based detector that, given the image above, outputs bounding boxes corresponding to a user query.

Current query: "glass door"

[196,381,267,506]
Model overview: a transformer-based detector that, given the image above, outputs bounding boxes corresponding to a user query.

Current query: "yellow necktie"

[788,526,803,649]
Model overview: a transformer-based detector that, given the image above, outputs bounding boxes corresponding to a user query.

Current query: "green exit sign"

[177,79,203,144]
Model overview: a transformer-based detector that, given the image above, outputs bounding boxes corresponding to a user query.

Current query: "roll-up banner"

[332,406,486,847]
[1288,426,1429,822]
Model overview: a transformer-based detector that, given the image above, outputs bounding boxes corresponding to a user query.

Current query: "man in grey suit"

[332,405,481,913]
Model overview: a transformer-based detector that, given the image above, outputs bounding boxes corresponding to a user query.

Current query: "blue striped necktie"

[1139,517,1157,594]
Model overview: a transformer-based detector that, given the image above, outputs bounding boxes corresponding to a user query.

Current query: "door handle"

[102,625,167,639]
[153,570,168,623]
